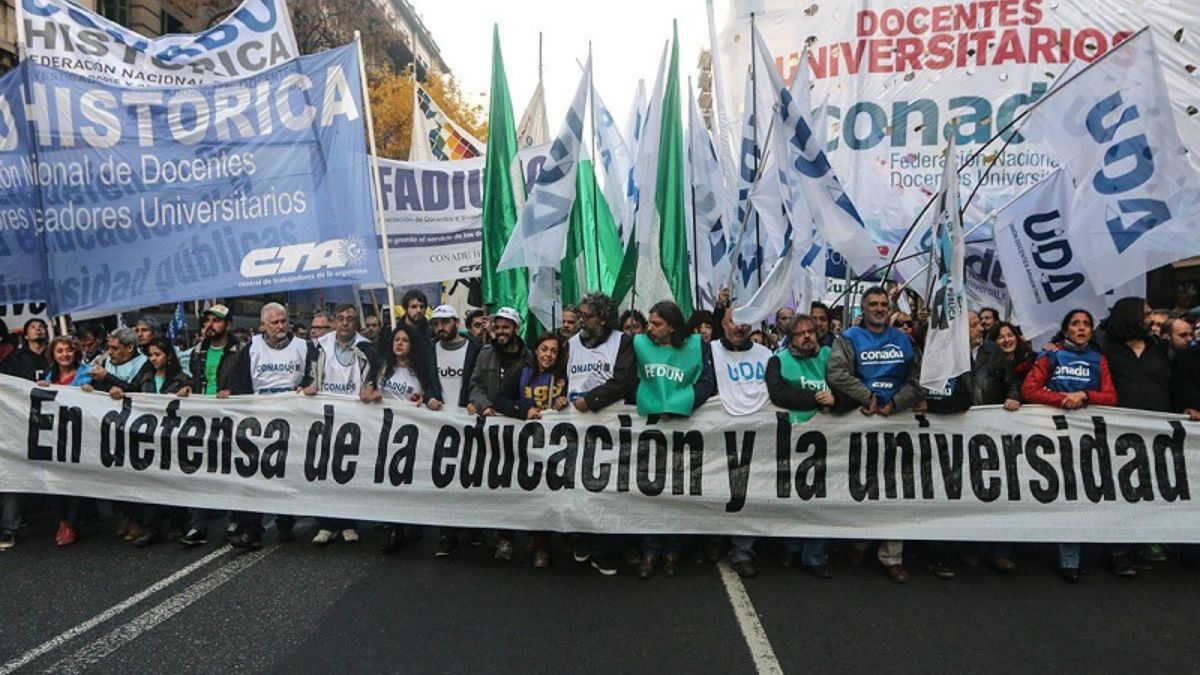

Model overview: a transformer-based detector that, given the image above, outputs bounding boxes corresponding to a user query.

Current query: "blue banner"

[0,67,49,306]
[13,44,382,316]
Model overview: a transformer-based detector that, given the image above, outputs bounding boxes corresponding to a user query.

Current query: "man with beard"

[227,303,317,550]
[430,305,479,408]
[712,311,775,578]
[400,289,432,340]
[361,313,380,341]
[305,304,376,546]
[459,307,528,559]
[826,286,923,583]
[0,320,38,549]
[176,305,245,548]
[766,314,836,578]
[20,318,49,380]
[465,309,490,341]
[566,292,640,575]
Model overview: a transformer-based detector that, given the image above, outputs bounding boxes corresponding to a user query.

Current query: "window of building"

[161,10,185,35]
[98,0,129,26]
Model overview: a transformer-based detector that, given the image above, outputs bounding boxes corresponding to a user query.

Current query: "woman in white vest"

[362,322,444,554]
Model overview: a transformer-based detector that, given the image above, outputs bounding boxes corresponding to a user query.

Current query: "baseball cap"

[203,304,231,320]
[491,307,521,328]
[430,305,459,320]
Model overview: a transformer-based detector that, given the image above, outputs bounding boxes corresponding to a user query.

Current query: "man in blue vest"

[826,286,924,583]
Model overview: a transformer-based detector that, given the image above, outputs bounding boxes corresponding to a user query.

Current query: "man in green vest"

[633,301,715,419]
[633,301,716,579]
[766,313,835,578]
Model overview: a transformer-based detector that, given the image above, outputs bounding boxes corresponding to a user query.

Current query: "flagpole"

[588,42,601,293]
[688,77,702,309]
[881,25,1149,285]
[749,13,764,290]
[354,32,399,330]
[724,116,776,292]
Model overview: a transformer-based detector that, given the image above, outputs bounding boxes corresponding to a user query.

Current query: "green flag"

[562,158,623,302]
[656,22,693,316]
[480,26,529,316]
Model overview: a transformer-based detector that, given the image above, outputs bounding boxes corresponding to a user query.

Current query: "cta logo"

[240,237,366,278]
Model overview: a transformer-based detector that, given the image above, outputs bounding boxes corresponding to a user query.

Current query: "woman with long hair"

[1021,308,1117,583]
[494,333,568,567]
[633,301,716,579]
[35,336,93,547]
[362,323,443,554]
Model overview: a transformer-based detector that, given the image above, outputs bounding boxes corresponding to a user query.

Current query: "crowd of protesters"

[3,285,1200,585]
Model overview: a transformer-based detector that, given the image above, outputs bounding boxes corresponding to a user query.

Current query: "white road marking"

[717,561,785,675]
[0,545,234,675]
[40,546,277,675]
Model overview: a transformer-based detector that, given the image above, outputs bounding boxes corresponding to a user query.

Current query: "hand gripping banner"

[0,374,1195,542]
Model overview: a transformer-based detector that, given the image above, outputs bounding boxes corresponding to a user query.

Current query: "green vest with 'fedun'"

[633,333,703,416]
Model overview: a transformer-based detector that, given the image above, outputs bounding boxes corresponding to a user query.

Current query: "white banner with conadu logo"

[716,0,1200,291]
[375,145,550,285]
[2,374,1198,542]
[16,0,299,87]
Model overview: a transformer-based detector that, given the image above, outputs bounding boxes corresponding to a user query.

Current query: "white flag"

[517,80,551,148]
[753,31,886,276]
[687,81,732,309]
[624,80,648,165]
[919,135,971,391]
[992,168,1108,342]
[593,88,635,245]
[1022,30,1200,293]
[496,59,591,272]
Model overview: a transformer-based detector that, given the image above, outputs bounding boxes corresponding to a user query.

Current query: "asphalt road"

[4,508,1200,674]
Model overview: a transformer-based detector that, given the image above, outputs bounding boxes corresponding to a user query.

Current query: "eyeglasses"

[578,311,596,320]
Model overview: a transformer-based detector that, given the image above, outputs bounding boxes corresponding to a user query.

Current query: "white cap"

[429,304,458,320]
[491,307,521,328]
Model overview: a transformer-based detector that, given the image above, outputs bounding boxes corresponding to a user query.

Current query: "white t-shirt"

[711,341,772,416]
[317,332,369,396]
[380,366,422,401]
[435,339,469,406]
[566,331,622,402]
[248,334,309,394]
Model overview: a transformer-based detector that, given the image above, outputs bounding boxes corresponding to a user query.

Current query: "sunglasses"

[893,320,915,328]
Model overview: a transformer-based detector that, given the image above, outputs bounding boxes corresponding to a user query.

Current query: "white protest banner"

[377,146,550,284]
[993,168,1108,340]
[716,0,1200,255]
[16,0,298,87]
[2,374,1198,542]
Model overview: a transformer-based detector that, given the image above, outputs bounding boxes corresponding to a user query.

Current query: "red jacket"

[1020,350,1118,407]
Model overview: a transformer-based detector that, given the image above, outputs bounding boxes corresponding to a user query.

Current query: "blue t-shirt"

[842,326,915,404]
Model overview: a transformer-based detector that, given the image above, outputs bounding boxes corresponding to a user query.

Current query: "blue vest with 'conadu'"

[843,326,914,404]
[1044,347,1102,393]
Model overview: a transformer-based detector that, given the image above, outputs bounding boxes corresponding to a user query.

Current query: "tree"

[368,67,488,160]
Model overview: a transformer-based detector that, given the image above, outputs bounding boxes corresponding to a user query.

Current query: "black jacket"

[189,335,245,395]
[0,346,38,381]
[971,341,1029,405]
[110,363,190,395]
[20,346,49,382]
[1170,345,1200,413]
[1105,338,1173,412]
[467,336,529,411]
